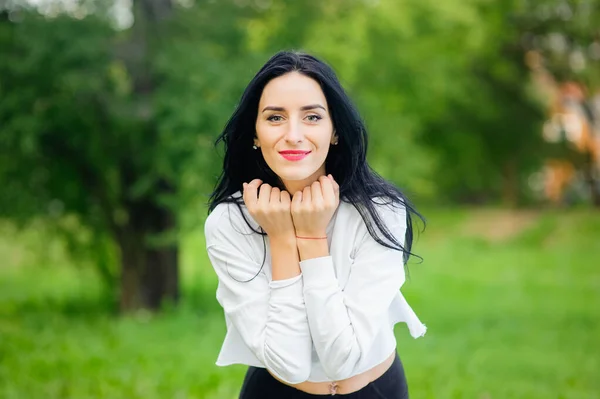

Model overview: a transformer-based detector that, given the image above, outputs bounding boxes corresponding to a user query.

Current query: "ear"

[330,130,339,145]
[253,138,260,148]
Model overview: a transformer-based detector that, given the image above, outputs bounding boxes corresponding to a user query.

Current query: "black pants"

[239,353,409,398]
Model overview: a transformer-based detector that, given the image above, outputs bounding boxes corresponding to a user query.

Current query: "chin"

[275,172,312,182]
[272,166,320,183]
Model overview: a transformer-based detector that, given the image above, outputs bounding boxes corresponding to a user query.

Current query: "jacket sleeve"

[299,203,425,381]
[205,205,312,384]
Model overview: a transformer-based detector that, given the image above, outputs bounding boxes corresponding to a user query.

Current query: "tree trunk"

[114,0,177,312]
[117,204,179,312]
[501,159,519,208]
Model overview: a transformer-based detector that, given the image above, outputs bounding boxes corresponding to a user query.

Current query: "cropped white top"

[204,195,426,384]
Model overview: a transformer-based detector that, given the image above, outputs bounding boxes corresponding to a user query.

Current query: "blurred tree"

[416,0,548,206]
[422,0,600,206]
[517,0,600,206]
[0,9,123,287]
[518,0,600,87]
[0,0,257,311]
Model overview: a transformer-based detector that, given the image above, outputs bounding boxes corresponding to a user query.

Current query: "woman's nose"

[284,120,303,144]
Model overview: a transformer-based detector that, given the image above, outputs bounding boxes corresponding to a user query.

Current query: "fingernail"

[243,183,247,189]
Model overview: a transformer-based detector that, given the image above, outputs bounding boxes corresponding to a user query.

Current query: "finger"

[248,179,263,197]
[258,184,272,208]
[319,175,335,203]
[270,187,281,203]
[243,179,262,208]
[280,190,291,206]
[291,190,302,211]
[302,186,312,205]
[328,174,340,197]
[311,180,323,205]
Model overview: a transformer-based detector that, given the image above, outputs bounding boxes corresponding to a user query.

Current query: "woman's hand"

[242,179,296,240]
[291,175,340,238]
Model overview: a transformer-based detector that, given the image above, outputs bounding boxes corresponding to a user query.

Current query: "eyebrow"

[261,104,327,113]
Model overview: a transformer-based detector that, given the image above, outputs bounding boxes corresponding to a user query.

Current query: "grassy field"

[1,208,599,399]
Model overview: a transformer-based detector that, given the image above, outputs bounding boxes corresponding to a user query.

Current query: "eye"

[266,115,284,122]
[306,114,322,122]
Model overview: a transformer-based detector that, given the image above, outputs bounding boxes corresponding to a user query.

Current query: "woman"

[205,51,426,398]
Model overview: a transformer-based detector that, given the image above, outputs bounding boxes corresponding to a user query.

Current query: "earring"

[252,145,258,150]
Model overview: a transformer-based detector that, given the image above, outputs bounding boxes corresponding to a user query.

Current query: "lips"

[279,150,311,155]
[279,150,311,161]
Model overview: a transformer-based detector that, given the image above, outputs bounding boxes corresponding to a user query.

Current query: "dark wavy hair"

[208,50,424,265]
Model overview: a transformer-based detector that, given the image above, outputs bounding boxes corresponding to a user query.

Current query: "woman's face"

[254,72,337,192]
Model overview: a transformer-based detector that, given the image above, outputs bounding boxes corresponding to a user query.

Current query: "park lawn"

[0,208,599,399]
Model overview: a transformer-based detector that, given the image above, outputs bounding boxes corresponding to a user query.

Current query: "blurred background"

[1,0,599,398]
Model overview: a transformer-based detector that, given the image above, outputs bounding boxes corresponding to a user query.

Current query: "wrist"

[295,231,327,239]
[269,233,297,247]
[297,237,329,261]
[296,235,327,240]
[269,234,300,281]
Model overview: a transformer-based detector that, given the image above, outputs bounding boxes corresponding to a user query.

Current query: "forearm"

[298,255,360,380]
[266,235,313,382]
[264,276,312,383]
[270,235,302,280]
[297,245,410,380]
[208,240,312,383]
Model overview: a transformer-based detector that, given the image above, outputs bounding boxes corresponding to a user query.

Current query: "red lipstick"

[279,150,311,161]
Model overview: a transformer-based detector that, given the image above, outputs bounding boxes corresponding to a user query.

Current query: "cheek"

[315,126,334,150]
[254,121,263,140]
[255,123,273,146]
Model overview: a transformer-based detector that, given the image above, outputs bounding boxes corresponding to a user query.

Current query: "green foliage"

[153,2,265,222]
[0,12,114,220]
[0,11,123,286]
[516,0,600,88]
[416,0,548,204]
[1,209,599,398]
[1,0,597,301]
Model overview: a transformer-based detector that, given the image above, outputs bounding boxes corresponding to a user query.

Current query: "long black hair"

[208,50,424,265]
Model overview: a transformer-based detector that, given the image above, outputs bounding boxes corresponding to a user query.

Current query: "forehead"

[259,72,327,107]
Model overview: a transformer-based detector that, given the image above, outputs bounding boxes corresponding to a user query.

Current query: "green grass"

[1,208,599,398]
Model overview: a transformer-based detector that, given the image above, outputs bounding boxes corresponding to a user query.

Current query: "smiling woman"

[206,51,426,398]
[253,72,337,194]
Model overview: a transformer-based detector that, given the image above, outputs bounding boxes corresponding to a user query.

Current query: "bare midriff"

[269,351,396,395]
